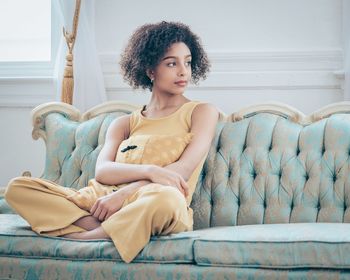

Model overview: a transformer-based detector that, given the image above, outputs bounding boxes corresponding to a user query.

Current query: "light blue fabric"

[42,112,127,189]
[192,113,350,229]
[36,110,350,229]
[193,223,350,268]
[3,103,350,278]
[3,214,350,270]
[0,214,197,263]
[2,257,350,280]
[0,197,14,214]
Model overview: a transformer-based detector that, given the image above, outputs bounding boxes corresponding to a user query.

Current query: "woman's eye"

[186,61,192,66]
[167,62,176,67]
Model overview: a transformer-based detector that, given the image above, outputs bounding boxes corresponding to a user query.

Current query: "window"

[0,0,59,106]
[0,0,51,62]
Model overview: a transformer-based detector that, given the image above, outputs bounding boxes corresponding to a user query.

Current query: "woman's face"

[150,42,192,96]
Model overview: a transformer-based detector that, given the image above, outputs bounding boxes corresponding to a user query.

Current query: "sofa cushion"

[0,197,14,214]
[0,214,198,263]
[193,223,350,269]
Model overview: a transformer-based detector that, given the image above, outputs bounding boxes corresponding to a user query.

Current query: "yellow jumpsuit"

[5,101,206,263]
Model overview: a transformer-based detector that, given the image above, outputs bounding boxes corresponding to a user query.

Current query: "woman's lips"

[175,81,187,86]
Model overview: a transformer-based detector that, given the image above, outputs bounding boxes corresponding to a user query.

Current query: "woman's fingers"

[179,177,189,197]
[170,176,188,197]
[176,185,185,196]
[92,204,102,219]
[90,201,98,214]
[98,208,107,221]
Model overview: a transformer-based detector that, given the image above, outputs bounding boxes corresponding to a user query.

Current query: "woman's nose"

[178,64,187,76]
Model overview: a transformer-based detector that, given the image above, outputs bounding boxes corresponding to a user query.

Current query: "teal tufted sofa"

[2,101,350,279]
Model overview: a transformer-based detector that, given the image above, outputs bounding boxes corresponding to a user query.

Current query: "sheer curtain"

[53,0,107,112]
[344,0,350,100]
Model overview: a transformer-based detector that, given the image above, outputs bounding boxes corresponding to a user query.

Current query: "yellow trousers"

[5,177,193,263]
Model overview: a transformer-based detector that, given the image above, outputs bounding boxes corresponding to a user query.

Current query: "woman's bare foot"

[62,226,110,240]
[73,215,101,231]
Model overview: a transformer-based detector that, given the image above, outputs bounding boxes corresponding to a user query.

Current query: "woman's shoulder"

[107,114,131,139]
[192,102,219,119]
[184,102,219,129]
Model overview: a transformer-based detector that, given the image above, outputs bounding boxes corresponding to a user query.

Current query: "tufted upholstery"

[35,110,130,189]
[4,101,350,279]
[192,113,350,229]
[32,102,350,230]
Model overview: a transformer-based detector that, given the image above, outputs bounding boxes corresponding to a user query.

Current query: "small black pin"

[121,145,138,153]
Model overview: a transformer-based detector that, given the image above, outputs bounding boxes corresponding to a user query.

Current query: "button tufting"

[333,174,337,182]
[305,173,309,180]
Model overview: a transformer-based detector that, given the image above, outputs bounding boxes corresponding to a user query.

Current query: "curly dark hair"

[120,21,210,91]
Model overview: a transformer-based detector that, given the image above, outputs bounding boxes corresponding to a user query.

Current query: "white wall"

[95,0,344,113]
[0,0,345,186]
[0,77,53,186]
[0,107,46,186]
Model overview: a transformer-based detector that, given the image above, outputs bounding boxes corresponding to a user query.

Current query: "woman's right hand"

[147,165,189,197]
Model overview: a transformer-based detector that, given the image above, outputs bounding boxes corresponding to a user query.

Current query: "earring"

[150,78,154,83]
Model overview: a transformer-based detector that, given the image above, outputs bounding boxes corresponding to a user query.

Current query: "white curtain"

[344,0,350,101]
[53,0,107,112]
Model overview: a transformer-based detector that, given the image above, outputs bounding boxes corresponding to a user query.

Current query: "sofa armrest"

[0,187,5,197]
[0,186,14,214]
[30,101,139,190]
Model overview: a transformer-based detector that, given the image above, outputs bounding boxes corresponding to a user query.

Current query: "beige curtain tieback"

[61,0,81,105]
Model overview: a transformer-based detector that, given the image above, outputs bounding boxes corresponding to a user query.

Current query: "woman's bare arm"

[94,113,190,195]
[94,115,151,185]
[95,103,218,193]
[163,103,219,180]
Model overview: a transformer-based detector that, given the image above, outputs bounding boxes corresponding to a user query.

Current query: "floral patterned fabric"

[193,223,350,268]
[0,214,350,279]
[0,214,196,263]
[192,113,350,229]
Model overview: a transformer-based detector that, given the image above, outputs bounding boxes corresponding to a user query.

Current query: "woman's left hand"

[90,191,126,221]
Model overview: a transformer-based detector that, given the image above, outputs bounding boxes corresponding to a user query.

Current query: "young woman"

[5,21,218,263]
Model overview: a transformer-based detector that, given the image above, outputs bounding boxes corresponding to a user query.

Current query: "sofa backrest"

[192,103,350,229]
[32,102,137,188]
[32,101,350,230]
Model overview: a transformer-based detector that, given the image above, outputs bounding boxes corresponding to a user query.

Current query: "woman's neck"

[147,92,189,110]
[141,91,190,118]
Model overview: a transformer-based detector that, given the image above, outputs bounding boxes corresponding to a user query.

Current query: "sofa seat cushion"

[194,223,350,269]
[0,198,14,214]
[0,214,198,263]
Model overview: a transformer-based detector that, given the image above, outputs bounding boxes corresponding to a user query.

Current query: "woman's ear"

[146,69,154,80]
